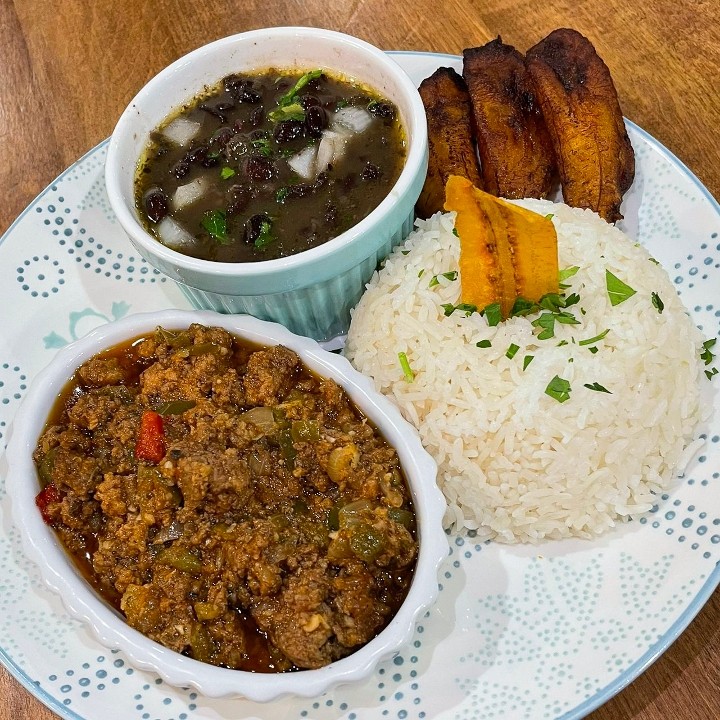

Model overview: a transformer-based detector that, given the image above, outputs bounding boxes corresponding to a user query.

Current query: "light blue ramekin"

[105,27,428,343]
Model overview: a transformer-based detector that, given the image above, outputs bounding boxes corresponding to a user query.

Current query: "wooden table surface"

[0,1,718,718]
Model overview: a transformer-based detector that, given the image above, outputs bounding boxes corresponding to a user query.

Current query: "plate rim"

[0,49,718,720]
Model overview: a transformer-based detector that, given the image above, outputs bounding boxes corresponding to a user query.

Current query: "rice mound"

[345,200,707,543]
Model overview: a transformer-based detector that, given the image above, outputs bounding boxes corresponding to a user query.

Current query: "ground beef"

[33,324,417,671]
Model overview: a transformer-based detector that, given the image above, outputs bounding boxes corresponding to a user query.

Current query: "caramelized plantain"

[525,28,635,223]
[462,38,556,199]
[445,175,559,318]
[417,67,483,218]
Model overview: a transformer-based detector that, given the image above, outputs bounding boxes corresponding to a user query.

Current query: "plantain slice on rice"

[462,38,556,199]
[525,28,635,223]
[444,174,559,319]
[417,67,483,218]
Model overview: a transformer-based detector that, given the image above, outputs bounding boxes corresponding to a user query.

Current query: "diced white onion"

[161,117,201,147]
[156,216,196,250]
[316,129,352,172]
[331,106,374,134]
[171,177,208,210]
[287,145,318,180]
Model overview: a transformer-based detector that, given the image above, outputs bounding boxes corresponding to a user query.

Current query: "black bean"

[223,76,262,104]
[210,127,235,149]
[200,102,235,124]
[143,189,169,223]
[304,105,327,138]
[226,185,251,216]
[170,160,190,179]
[299,95,321,109]
[245,155,276,182]
[243,213,271,245]
[273,119,306,143]
[368,101,396,120]
[186,146,208,164]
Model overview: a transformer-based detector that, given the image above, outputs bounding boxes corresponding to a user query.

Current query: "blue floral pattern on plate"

[0,52,718,720]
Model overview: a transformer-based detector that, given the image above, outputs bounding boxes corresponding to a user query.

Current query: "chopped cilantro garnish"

[532,312,556,340]
[251,137,272,157]
[558,340,569,347]
[418,269,425,278]
[706,368,718,380]
[545,375,571,403]
[277,69,323,107]
[398,352,414,382]
[220,167,236,180]
[201,210,230,244]
[588,346,599,354]
[649,257,660,265]
[579,329,610,346]
[522,355,534,371]
[268,101,306,123]
[482,303,502,326]
[441,302,478,318]
[276,187,290,203]
[452,227,459,237]
[510,297,536,317]
[651,292,664,314]
[506,343,520,359]
[558,266,580,282]
[476,339,492,348]
[254,220,275,250]
[584,382,612,394]
[701,338,716,365]
[606,270,637,306]
[544,213,554,220]
[428,271,458,288]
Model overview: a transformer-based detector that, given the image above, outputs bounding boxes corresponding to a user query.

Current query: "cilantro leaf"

[268,101,306,123]
[522,355,534,370]
[398,352,414,382]
[579,329,610,346]
[476,339,492,348]
[201,210,230,244]
[277,69,323,107]
[545,375,571,403]
[701,338,716,365]
[482,303,502,326]
[220,167,236,179]
[558,266,580,283]
[254,220,275,250]
[651,292,664,314]
[606,270,637,306]
[584,382,612,394]
[506,343,520,359]
[532,312,556,340]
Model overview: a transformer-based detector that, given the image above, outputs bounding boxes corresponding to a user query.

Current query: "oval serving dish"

[5,309,447,701]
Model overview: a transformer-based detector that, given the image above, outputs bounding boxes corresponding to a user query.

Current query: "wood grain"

[0,1,718,718]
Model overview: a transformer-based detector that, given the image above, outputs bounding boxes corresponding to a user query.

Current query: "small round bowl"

[5,309,446,701]
[105,28,428,344]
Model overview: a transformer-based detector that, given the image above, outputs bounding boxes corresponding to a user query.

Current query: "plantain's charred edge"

[525,28,601,93]
[419,66,469,99]
[463,37,556,199]
[526,28,636,220]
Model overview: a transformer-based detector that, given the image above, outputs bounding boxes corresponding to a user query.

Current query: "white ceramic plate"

[0,51,718,720]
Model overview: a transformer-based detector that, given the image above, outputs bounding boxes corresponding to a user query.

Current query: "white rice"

[345,201,708,543]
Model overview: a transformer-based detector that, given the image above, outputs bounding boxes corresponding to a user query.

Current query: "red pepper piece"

[135,410,166,464]
[35,484,63,525]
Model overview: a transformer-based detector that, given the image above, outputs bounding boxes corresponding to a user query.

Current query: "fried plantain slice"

[417,67,483,218]
[462,38,556,199]
[525,28,635,223]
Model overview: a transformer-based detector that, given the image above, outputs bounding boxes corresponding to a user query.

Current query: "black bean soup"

[135,69,406,262]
